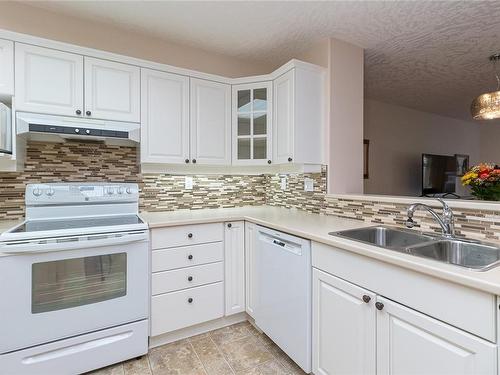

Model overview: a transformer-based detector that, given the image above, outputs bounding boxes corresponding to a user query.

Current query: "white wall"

[479,125,500,165]
[364,99,483,196]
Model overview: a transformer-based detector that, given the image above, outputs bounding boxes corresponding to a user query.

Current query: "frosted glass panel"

[32,253,127,313]
[253,138,267,159]
[254,113,267,135]
[237,138,251,159]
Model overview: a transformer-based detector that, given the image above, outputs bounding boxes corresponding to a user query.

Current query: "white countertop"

[141,206,500,296]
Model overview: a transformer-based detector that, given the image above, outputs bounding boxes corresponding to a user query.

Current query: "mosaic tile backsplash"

[0,141,498,243]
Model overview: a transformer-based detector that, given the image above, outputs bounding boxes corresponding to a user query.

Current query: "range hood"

[16,112,140,146]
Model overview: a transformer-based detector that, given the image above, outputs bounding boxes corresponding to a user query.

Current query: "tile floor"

[89,321,307,375]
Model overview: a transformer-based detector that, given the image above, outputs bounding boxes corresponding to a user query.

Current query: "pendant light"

[471,53,500,120]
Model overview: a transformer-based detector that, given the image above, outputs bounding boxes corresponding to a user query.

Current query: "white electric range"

[0,183,149,375]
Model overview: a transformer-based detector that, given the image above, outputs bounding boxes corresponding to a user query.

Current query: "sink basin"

[331,226,434,249]
[407,240,500,271]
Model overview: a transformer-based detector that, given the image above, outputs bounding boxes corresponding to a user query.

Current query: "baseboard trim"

[149,312,248,348]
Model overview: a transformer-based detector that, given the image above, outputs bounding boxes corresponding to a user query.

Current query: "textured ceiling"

[24,1,500,122]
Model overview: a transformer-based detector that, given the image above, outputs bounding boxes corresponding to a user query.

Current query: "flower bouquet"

[461,163,500,201]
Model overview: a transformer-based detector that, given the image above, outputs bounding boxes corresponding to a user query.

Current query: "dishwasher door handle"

[259,232,303,255]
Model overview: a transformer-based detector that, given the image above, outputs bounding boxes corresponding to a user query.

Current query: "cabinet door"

[0,39,13,96]
[312,268,376,375]
[84,57,140,122]
[15,43,84,117]
[232,82,272,165]
[273,70,294,164]
[377,296,497,375]
[244,222,257,318]
[224,221,245,315]
[190,78,231,165]
[140,68,189,164]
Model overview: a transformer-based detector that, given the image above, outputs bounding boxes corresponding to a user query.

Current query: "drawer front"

[151,282,224,336]
[152,242,224,272]
[152,262,224,295]
[312,241,497,342]
[151,223,223,249]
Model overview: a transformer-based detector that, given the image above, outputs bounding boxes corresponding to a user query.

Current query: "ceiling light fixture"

[471,53,500,120]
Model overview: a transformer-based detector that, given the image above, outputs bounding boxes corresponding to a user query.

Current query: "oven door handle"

[0,231,148,254]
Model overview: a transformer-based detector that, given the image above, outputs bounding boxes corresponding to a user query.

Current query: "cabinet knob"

[188,298,193,303]
[227,223,232,228]
[362,295,371,303]
[85,110,91,116]
[192,159,197,164]
[188,276,193,282]
[267,160,272,164]
[375,302,384,311]
[288,157,293,162]
[188,254,193,260]
[185,159,190,164]
[188,233,193,238]
[76,109,82,115]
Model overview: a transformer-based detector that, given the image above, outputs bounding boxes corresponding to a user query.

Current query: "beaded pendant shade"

[471,54,500,120]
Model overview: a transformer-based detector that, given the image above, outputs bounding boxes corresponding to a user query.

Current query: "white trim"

[328,193,500,211]
[149,312,247,348]
[140,162,323,175]
[0,29,325,85]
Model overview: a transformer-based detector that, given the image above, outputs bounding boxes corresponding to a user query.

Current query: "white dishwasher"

[255,225,311,373]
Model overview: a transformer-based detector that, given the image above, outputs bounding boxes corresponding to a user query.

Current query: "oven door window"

[32,253,127,314]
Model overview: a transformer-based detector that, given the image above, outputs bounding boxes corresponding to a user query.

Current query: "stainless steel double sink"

[330,226,500,271]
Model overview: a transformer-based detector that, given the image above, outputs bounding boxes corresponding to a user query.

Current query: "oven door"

[0,230,149,354]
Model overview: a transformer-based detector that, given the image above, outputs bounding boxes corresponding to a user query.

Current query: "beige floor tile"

[88,363,124,375]
[210,322,252,346]
[188,331,212,343]
[190,336,234,375]
[240,359,291,375]
[148,339,206,375]
[123,356,152,375]
[219,335,274,374]
[265,344,306,375]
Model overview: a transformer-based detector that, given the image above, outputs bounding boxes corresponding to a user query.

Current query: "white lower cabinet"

[313,268,376,375]
[377,296,497,375]
[313,267,497,375]
[224,221,245,315]
[244,222,257,318]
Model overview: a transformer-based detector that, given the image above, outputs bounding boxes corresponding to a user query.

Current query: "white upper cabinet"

[15,43,84,117]
[273,66,325,165]
[190,78,231,165]
[0,39,14,96]
[232,82,272,165]
[377,296,496,375]
[84,57,140,122]
[141,68,189,164]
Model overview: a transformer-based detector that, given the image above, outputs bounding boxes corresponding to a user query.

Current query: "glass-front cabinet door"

[232,82,272,165]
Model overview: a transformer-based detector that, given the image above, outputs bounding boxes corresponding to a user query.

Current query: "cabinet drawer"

[152,262,224,295]
[151,282,224,336]
[152,242,224,272]
[151,223,223,249]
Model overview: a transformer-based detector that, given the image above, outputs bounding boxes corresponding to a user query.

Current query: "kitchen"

[1,2,500,375]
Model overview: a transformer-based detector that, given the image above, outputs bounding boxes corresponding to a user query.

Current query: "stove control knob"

[117,186,125,194]
[74,128,80,134]
[126,187,133,194]
[106,187,114,195]
[46,188,55,197]
[33,188,42,197]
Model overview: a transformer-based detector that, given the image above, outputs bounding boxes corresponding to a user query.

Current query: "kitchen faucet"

[405,198,455,238]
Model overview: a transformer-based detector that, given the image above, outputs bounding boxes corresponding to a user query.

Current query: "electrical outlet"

[280,176,287,190]
[304,178,314,192]
[185,176,193,190]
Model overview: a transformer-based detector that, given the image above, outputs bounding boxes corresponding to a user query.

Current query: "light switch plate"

[185,176,193,190]
[280,177,287,190]
[304,178,314,192]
